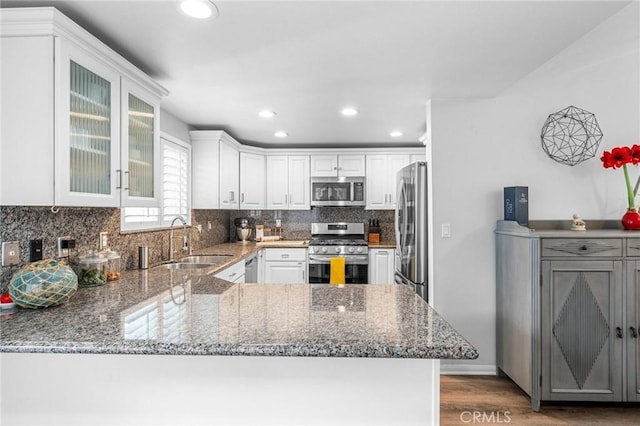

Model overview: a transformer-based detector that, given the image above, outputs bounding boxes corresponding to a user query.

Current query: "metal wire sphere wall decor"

[540,105,604,166]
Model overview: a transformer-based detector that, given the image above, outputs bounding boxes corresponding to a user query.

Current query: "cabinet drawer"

[264,248,306,261]
[541,238,623,258]
[626,239,640,257]
[214,260,245,282]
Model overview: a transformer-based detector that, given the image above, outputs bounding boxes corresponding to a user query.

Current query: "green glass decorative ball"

[8,259,78,309]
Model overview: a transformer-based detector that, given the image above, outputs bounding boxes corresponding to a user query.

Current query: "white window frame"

[121,132,191,232]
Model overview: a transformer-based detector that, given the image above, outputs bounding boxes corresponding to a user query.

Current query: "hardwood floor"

[440,375,640,425]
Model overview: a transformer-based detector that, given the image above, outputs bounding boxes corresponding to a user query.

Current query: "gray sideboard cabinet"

[496,220,640,411]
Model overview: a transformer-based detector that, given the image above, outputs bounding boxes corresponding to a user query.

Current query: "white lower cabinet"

[369,248,395,284]
[214,260,245,283]
[262,248,307,283]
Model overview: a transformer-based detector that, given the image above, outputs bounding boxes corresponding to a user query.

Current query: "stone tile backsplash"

[0,207,230,290]
[228,208,394,242]
[0,206,391,290]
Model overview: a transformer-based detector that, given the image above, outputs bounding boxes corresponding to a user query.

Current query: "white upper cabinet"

[310,155,337,176]
[0,8,167,207]
[240,152,265,209]
[411,153,427,163]
[366,154,410,210]
[120,79,161,207]
[55,41,122,207]
[287,156,311,209]
[219,138,240,209]
[310,154,365,177]
[266,155,310,210]
[190,132,220,209]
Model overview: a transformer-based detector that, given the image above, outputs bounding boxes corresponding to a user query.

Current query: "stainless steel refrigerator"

[395,162,429,302]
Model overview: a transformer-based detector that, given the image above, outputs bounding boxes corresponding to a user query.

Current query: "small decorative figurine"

[571,214,586,231]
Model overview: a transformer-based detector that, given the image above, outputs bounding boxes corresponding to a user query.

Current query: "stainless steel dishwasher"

[244,252,258,283]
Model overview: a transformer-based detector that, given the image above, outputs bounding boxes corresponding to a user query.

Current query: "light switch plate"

[57,236,71,258]
[441,223,451,238]
[2,241,20,266]
[99,232,108,250]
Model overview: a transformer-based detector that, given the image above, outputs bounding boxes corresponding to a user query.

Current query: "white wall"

[433,3,640,372]
[161,108,192,142]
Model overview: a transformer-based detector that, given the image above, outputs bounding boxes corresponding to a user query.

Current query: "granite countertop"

[369,242,396,248]
[0,249,477,360]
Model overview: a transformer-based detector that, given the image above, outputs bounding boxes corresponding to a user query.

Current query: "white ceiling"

[1,0,631,147]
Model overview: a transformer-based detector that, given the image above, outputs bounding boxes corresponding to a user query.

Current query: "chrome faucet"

[169,215,189,262]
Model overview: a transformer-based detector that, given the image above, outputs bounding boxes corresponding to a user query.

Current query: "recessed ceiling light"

[274,131,288,138]
[179,0,218,19]
[258,110,276,118]
[340,107,359,117]
[390,131,403,137]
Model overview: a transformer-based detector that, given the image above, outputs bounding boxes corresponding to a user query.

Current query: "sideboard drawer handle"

[580,245,588,251]
[631,326,638,338]
[616,327,623,338]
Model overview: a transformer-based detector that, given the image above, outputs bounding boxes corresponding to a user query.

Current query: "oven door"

[307,254,369,284]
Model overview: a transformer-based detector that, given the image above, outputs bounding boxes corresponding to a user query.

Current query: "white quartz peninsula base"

[1,353,440,426]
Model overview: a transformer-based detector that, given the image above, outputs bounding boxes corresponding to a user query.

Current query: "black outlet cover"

[30,239,43,262]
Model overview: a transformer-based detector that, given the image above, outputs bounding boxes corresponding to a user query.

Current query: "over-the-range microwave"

[310,177,365,207]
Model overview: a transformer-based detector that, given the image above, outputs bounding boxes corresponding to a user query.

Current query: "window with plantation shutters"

[161,138,190,226]
[121,135,190,231]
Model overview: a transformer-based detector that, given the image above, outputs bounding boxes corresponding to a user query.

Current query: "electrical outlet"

[57,236,71,258]
[100,232,108,250]
[29,239,43,262]
[1,241,20,266]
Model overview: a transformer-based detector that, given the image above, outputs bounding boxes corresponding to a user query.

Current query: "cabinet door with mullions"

[120,79,161,207]
[55,40,121,206]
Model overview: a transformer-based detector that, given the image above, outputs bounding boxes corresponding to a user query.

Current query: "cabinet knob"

[616,326,623,338]
[580,245,588,251]
[631,326,638,338]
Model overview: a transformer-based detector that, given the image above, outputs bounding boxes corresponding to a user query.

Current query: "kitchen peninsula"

[1,245,477,426]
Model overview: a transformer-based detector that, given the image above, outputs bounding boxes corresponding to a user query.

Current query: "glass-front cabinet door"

[55,40,121,206]
[121,80,160,207]
[55,40,160,207]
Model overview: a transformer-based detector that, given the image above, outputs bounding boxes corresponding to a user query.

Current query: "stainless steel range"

[307,222,369,284]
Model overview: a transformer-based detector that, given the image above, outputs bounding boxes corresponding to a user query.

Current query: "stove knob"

[335,247,341,253]
[356,247,363,253]
[321,247,328,254]
[348,247,355,253]
[314,247,320,253]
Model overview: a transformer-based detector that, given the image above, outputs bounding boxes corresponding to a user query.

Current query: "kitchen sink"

[153,262,215,270]
[178,255,233,264]
[152,254,233,272]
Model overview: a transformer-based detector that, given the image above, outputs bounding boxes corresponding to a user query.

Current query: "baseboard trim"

[439,364,497,375]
